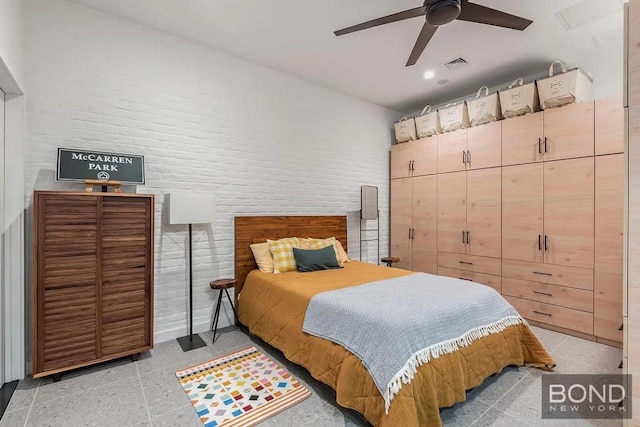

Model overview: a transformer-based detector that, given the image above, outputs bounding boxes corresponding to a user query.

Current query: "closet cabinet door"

[595,96,624,155]
[391,142,413,179]
[412,175,438,274]
[101,197,153,356]
[543,101,594,161]
[502,112,543,166]
[467,121,501,170]
[437,130,467,173]
[544,157,595,268]
[595,154,624,342]
[390,178,413,270]
[502,164,544,263]
[412,137,438,176]
[466,167,502,258]
[35,194,98,373]
[437,172,467,254]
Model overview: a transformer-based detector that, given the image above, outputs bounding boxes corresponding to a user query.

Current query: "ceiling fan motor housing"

[425,0,462,26]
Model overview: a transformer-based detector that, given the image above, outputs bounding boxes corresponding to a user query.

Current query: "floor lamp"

[167,192,216,352]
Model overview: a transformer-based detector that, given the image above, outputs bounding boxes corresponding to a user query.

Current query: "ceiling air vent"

[443,57,468,70]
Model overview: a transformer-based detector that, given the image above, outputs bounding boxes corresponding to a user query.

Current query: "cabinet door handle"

[411,160,415,172]
[408,160,412,174]
[466,231,470,244]
[538,138,542,154]
[409,228,412,239]
[532,290,553,297]
[533,310,552,317]
[538,234,542,251]
[467,150,471,164]
[533,271,553,276]
[459,277,473,281]
[544,137,548,153]
[411,228,415,239]
[462,230,466,244]
[463,150,467,164]
[459,261,473,265]
[544,235,548,251]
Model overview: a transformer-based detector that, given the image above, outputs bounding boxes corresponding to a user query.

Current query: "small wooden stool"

[381,256,399,267]
[209,279,238,343]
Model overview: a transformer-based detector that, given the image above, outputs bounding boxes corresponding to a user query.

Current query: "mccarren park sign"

[57,148,145,184]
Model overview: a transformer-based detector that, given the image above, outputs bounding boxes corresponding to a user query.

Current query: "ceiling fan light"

[426,0,461,26]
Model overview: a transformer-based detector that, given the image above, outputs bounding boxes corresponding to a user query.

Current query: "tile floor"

[0,325,623,426]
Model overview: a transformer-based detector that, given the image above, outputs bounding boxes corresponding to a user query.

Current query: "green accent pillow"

[293,246,341,272]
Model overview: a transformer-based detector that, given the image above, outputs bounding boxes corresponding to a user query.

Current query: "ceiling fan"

[334,0,533,67]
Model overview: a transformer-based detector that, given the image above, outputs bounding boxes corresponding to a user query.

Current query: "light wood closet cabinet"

[390,96,622,344]
[437,167,501,291]
[33,191,154,379]
[502,159,595,269]
[596,96,624,155]
[624,1,640,422]
[502,148,596,335]
[390,137,437,179]
[390,135,438,273]
[438,122,501,173]
[595,154,623,342]
[502,102,594,166]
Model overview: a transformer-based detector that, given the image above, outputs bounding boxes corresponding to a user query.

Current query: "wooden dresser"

[32,191,154,379]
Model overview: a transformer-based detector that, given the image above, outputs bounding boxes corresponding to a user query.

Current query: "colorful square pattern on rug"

[175,346,311,427]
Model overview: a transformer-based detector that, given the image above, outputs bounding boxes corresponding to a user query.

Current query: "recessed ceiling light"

[423,70,436,80]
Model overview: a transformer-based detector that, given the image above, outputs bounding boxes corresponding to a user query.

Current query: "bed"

[234,215,555,427]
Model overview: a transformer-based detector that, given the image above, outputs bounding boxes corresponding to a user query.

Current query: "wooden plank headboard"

[233,215,348,310]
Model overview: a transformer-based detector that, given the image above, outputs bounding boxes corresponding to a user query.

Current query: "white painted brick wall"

[23,0,399,343]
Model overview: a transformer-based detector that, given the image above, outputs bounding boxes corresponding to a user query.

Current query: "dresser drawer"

[501,259,593,290]
[438,267,502,293]
[504,296,594,335]
[502,277,593,313]
[438,252,501,276]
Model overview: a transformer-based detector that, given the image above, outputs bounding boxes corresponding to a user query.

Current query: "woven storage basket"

[467,86,502,126]
[499,78,540,118]
[537,60,592,110]
[394,115,417,143]
[438,102,470,133]
[415,105,441,137]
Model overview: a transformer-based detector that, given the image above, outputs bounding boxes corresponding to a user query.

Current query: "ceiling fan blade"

[406,23,438,67]
[457,2,532,31]
[335,6,427,36]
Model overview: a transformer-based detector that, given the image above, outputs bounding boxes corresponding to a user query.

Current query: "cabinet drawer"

[438,252,501,276]
[504,296,594,335]
[502,277,593,313]
[438,267,502,293]
[501,259,593,290]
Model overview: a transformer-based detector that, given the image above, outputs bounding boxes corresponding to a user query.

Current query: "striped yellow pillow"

[307,237,349,266]
[267,237,300,274]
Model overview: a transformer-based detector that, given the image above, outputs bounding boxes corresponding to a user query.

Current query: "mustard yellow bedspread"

[238,262,555,427]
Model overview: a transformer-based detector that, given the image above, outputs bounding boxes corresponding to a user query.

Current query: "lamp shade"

[167,192,216,225]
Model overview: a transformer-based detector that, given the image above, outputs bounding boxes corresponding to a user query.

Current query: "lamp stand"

[176,223,207,352]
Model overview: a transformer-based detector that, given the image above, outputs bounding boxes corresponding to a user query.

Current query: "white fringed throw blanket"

[302,272,525,413]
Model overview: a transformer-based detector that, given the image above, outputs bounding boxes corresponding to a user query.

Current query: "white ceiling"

[68,0,625,112]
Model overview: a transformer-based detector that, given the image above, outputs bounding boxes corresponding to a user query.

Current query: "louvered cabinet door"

[101,196,153,356]
[34,194,98,374]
